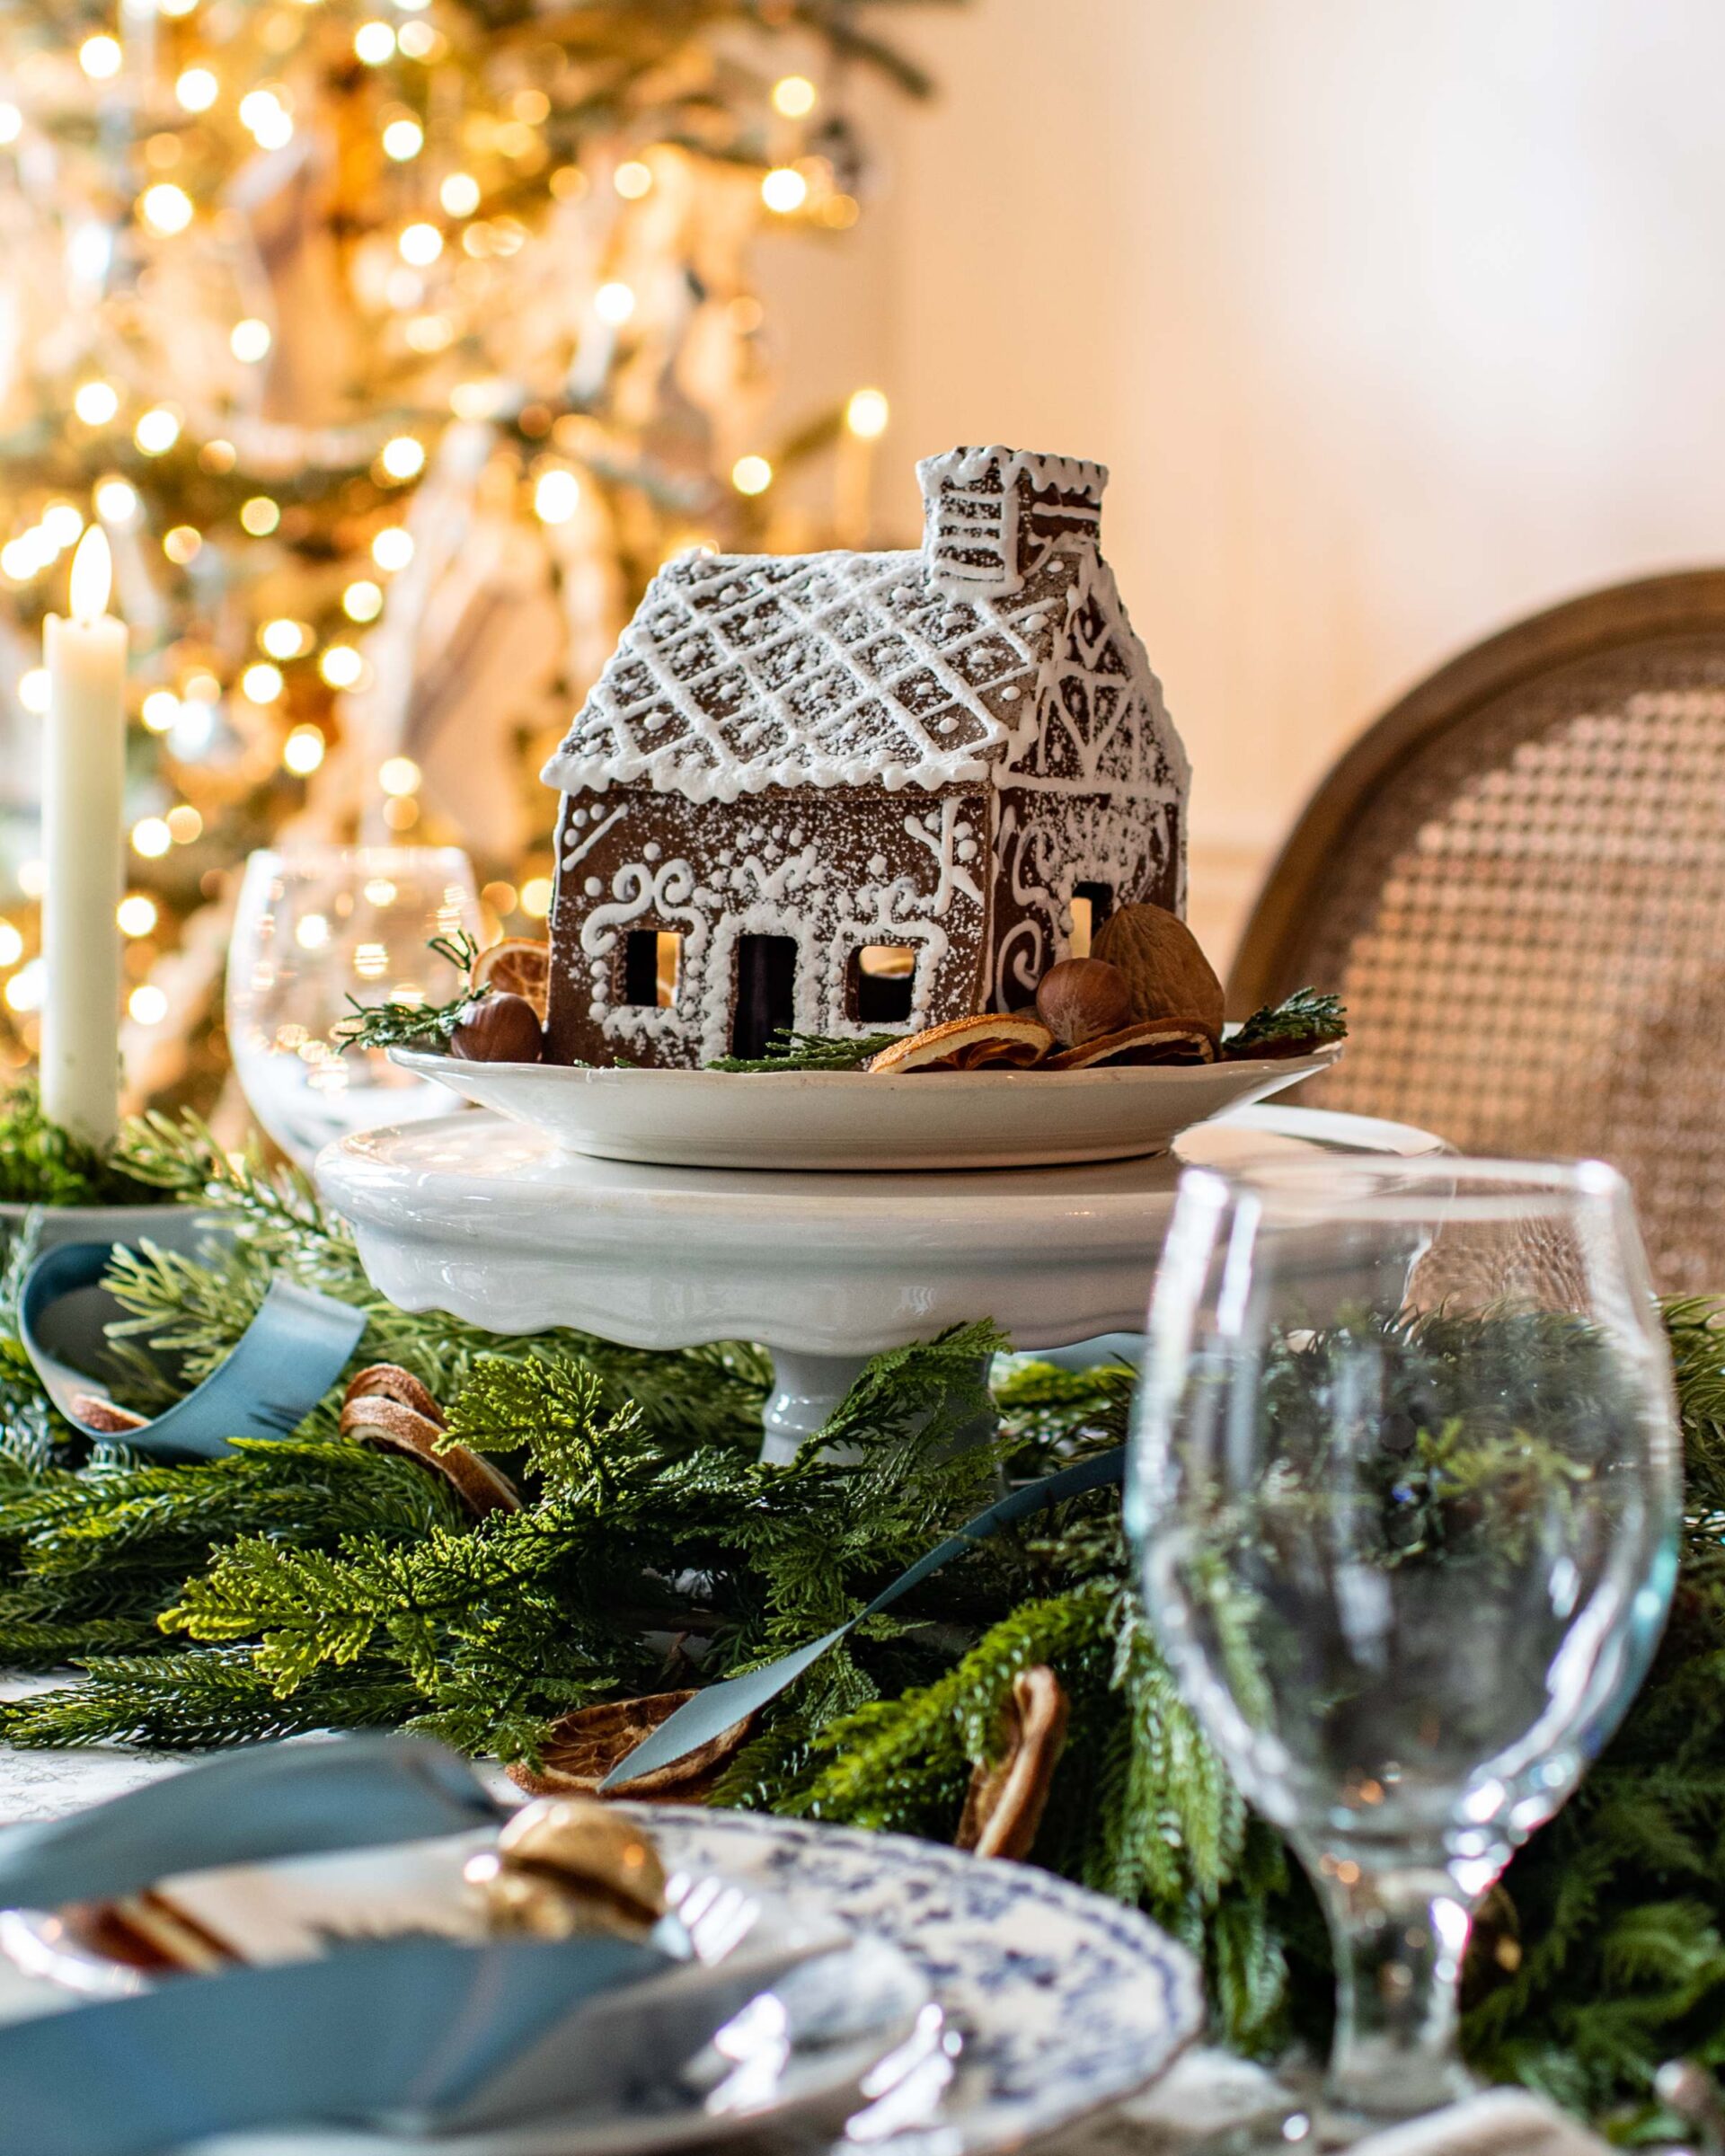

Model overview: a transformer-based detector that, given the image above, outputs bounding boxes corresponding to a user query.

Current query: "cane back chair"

[1228,570,1725,1293]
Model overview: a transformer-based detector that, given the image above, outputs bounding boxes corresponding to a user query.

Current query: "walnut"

[465,1796,666,1940]
[956,1665,1070,1860]
[1034,958,1135,1047]
[1090,904,1225,1036]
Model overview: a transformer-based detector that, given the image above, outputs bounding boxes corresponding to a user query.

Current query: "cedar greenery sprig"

[0,1085,174,1209]
[334,932,487,1057]
[1227,988,1348,1056]
[705,1028,904,1073]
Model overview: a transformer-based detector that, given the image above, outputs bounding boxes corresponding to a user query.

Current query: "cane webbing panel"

[1270,638,1725,1292]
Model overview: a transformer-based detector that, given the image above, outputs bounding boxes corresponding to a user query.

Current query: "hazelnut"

[1034,958,1135,1047]
[1090,905,1225,1035]
[449,991,544,1065]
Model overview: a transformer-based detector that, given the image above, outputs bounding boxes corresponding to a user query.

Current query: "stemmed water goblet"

[1128,1157,1681,2142]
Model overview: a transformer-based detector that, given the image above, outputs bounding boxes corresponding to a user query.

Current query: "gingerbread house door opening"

[730,934,799,1059]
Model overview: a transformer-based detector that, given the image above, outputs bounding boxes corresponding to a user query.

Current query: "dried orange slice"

[868,1014,1054,1073]
[471,937,551,1022]
[1046,1018,1218,1071]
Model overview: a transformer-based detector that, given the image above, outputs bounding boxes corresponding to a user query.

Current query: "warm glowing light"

[845,386,889,439]
[95,478,139,523]
[42,503,84,550]
[398,21,438,58]
[772,75,818,118]
[283,723,325,775]
[0,539,40,584]
[17,861,46,898]
[240,496,280,536]
[134,407,181,455]
[482,879,517,916]
[242,664,283,703]
[68,527,112,623]
[17,668,49,715]
[0,922,22,968]
[372,526,414,572]
[398,221,442,266]
[382,117,423,161]
[118,894,157,938]
[380,435,426,481]
[140,183,193,235]
[131,817,172,859]
[320,644,364,689]
[74,381,119,427]
[0,105,22,146]
[378,755,420,796]
[760,166,807,214]
[614,159,653,199]
[594,280,635,327]
[343,579,384,622]
[296,913,330,950]
[730,454,773,497]
[141,691,180,732]
[80,35,123,80]
[261,618,307,659]
[231,318,272,363]
[175,66,217,111]
[163,525,202,565]
[167,805,202,844]
[520,875,553,918]
[354,19,396,63]
[128,984,169,1025]
[5,960,44,1013]
[534,469,580,525]
[239,90,293,148]
[439,171,480,217]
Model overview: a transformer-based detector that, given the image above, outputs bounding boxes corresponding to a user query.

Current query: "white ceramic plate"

[387,1043,1341,1171]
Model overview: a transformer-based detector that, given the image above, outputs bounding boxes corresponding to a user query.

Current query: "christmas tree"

[0,0,942,1116]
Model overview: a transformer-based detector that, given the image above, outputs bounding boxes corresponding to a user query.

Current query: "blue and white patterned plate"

[627,1807,1206,2156]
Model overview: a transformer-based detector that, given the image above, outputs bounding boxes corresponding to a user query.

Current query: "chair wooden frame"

[1227,568,1725,1013]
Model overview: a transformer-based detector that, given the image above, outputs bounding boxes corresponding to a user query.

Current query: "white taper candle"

[41,527,127,1145]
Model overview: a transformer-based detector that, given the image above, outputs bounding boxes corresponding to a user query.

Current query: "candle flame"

[68,526,113,625]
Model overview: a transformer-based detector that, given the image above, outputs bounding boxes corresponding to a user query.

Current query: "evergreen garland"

[1,1135,1725,2125]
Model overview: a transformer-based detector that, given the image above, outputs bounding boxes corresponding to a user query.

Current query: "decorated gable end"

[540,446,1190,1069]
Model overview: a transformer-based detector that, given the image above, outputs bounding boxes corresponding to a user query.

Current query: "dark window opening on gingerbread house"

[731,934,798,1058]
[623,930,680,1008]
[850,944,916,1024]
[1070,882,1115,959]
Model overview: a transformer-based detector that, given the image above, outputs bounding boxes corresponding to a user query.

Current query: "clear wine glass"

[1128,1157,1680,2141]
[226,844,480,1165]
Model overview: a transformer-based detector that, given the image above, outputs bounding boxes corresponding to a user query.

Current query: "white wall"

[852,0,1725,961]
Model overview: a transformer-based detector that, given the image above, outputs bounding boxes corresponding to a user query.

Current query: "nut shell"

[465,1796,668,1938]
[506,1691,755,1804]
[449,992,544,1065]
[1089,905,1225,1035]
[1033,959,1135,1047]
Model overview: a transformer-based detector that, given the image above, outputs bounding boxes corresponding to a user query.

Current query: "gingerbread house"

[540,445,1190,1068]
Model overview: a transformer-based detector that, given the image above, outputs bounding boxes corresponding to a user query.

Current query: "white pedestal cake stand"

[315,1103,1445,1461]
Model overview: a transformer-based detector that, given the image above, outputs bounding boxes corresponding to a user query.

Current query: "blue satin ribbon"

[18,1240,366,1459]
[0,1736,691,2155]
[603,1443,1128,1789]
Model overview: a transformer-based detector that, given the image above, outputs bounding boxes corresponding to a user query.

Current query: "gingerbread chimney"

[916,445,1108,599]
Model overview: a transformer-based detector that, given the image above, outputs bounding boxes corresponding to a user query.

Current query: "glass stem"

[1309,1851,1479,2122]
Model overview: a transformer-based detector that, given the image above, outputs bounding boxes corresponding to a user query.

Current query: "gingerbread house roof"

[540,445,1172,805]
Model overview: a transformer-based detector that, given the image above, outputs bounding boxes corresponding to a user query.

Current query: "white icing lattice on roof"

[543,545,1153,803]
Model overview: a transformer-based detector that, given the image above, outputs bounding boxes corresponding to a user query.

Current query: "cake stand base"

[316,1105,1445,1456]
